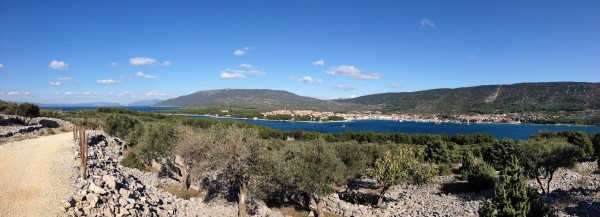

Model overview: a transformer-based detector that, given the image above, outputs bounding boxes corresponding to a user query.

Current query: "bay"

[186,116,600,140]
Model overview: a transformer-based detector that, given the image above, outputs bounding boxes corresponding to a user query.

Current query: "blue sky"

[1,0,599,104]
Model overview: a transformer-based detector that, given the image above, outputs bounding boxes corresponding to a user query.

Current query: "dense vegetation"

[339,82,600,114]
[0,100,41,125]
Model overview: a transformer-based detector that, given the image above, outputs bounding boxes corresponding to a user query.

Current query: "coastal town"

[260,109,524,124]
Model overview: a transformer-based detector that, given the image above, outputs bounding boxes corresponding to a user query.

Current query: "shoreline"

[165,113,599,127]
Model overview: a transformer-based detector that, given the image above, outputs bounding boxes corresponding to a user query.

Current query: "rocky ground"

[63,130,285,217]
[65,129,600,217]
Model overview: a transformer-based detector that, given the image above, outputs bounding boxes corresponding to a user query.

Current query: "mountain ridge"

[156,82,600,114]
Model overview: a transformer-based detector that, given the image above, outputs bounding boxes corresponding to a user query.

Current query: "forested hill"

[338,82,600,114]
[155,89,373,111]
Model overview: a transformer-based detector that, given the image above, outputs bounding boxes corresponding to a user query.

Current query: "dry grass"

[161,184,202,200]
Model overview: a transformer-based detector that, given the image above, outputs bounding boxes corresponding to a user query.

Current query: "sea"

[41,106,600,140]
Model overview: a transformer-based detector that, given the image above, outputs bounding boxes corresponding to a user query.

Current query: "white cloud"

[63,91,95,95]
[49,60,69,70]
[130,57,157,66]
[49,81,62,86]
[334,85,354,91]
[96,79,123,84]
[421,18,436,28]
[288,76,297,80]
[239,63,253,68]
[111,62,117,67]
[0,63,4,68]
[326,65,380,80]
[233,47,254,56]
[297,76,323,84]
[145,91,168,97]
[162,61,172,67]
[136,71,157,79]
[7,91,20,95]
[57,76,75,80]
[233,49,246,56]
[312,59,325,66]
[23,92,30,95]
[390,83,401,88]
[54,91,61,95]
[220,71,246,79]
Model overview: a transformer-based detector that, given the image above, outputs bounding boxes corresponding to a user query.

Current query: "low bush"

[121,152,146,171]
[466,162,497,192]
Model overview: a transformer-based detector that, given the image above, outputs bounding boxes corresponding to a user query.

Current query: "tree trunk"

[180,165,188,191]
[377,185,390,207]
[546,172,554,194]
[316,196,324,217]
[238,182,248,217]
[535,175,546,194]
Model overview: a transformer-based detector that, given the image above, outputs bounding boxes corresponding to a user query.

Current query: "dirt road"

[0,133,77,217]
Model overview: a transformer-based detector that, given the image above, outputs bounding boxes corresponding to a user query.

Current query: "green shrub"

[483,139,517,171]
[121,152,146,171]
[467,162,496,192]
[438,163,453,176]
[425,140,452,164]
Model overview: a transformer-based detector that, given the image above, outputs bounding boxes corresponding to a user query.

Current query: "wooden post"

[82,126,88,178]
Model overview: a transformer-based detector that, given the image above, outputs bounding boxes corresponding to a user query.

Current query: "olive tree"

[518,138,579,194]
[15,103,40,125]
[208,124,262,217]
[256,139,345,217]
[171,125,214,190]
[368,147,437,207]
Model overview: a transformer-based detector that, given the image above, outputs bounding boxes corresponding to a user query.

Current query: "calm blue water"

[186,116,600,140]
[41,106,180,112]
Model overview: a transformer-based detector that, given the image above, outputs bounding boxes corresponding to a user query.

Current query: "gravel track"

[0,133,78,217]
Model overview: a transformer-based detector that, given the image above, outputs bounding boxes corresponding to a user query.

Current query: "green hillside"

[155,89,373,111]
[339,82,600,114]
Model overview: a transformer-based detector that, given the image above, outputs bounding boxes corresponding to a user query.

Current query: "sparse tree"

[518,138,579,194]
[171,125,214,190]
[368,147,437,207]
[15,103,40,125]
[207,124,263,217]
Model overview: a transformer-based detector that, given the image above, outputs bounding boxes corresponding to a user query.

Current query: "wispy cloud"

[239,63,253,68]
[49,81,62,86]
[130,57,157,66]
[390,83,401,88]
[0,63,4,68]
[219,64,265,79]
[96,79,123,84]
[312,59,325,66]
[220,70,246,79]
[64,91,95,95]
[297,76,323,84]
[49,60,69,70]
[421,18,436,28]
[145,91,168,97]
[7,91,21,95]
[136,71,157,79]
[334,85,354,91]
[162,61,172,67]
[110,62,117,67]
[233,47,254,56]
[109,91,134,97]
[327,65,380,80]
[57,76,75,81]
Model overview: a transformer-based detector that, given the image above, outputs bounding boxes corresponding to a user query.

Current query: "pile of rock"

[63,131,282,217]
